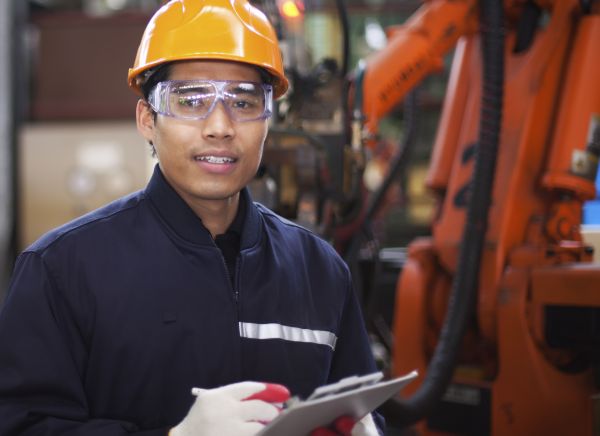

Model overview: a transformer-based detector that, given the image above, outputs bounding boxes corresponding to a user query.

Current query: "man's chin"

[190,188,241,203]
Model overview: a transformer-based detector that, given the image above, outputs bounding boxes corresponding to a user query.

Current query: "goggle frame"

[148,79,273,122]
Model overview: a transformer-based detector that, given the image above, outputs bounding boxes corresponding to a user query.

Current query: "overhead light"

[106,0,128,11]
[278,0,304,19]
[365,18,387,50]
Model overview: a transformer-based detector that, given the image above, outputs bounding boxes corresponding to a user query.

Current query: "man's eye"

[231,96,260,110]
[234,100,253,109]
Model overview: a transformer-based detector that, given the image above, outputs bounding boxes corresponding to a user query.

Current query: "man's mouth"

[195,156,236,164]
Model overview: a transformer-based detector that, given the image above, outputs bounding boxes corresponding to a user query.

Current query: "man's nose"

[201,100,235,140]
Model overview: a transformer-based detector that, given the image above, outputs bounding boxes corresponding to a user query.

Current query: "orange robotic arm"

[353,0,479,148]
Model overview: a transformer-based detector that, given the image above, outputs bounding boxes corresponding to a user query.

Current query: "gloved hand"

[310,413,380,436]
[170,381,289,436]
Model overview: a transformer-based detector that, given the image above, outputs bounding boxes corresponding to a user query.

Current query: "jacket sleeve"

[0,252,169,436]
[327,267,386,435]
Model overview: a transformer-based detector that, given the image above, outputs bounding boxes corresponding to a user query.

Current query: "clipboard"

[257,370,418,436]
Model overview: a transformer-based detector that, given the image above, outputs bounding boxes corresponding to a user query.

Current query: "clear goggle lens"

[149,80,273,122]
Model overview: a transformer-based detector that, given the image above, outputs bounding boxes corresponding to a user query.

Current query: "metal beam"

[0,0,22,302]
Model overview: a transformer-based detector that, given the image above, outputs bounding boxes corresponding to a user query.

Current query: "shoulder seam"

[25,193,146,254]
[255,203,317,235]
[254,202,343,259]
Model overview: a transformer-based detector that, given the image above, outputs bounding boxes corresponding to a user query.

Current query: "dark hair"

[138,65,171,156]
[140,63,173,102]
[258,68,273,87]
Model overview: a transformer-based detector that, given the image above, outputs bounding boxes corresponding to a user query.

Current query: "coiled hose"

[383,0,505,426]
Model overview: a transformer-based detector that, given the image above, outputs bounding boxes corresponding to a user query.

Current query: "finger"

[237,399,280,422]
[215,381,267,400]
[351,413,379,436]
[311,427,340,436]
[334,416,356,435]
[190,387,205,396]
[244,383,290,403]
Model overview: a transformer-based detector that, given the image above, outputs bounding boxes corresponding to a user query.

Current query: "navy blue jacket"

[0,166,379,435]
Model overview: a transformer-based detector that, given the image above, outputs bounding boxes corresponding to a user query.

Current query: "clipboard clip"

[306,372,385,401]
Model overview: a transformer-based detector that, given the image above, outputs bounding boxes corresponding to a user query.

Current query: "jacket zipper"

[211,242,240,302]
[233,256,241,303]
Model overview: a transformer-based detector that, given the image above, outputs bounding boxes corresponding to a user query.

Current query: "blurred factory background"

[0,0,450,300]
[2,1,600,433]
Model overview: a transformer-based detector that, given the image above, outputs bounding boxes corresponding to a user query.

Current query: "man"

[0,1,382,435]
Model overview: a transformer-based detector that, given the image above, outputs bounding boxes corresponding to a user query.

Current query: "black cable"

[365,90,419,227]
[382,0,505,426]
[513,0,542,54]
[343,87,419,263]
[334,0,350,78]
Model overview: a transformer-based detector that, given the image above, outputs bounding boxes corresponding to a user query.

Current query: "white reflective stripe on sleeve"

[239,322,338,350]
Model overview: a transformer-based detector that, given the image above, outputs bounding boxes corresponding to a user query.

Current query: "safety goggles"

[148,80,273,122]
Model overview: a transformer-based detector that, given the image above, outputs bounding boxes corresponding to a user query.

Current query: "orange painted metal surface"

[360,0,479,145]
[542,16,600,200]
[356,0,600,433]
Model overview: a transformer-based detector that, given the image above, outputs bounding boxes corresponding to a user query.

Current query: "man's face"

[136,60,268,206]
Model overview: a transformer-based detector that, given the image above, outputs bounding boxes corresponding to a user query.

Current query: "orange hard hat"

[128,0,289,98]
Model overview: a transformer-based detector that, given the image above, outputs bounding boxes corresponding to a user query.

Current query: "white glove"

[351,414,379,436]
[170,381,281,436]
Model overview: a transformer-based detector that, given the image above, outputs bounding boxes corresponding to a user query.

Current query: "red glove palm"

[311,416,357,436]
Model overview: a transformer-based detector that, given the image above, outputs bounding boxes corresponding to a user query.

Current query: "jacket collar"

[145,164,261,249]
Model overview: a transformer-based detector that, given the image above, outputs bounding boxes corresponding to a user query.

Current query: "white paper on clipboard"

[257,370,418,436]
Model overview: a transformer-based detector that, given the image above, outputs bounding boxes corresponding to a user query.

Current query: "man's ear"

[136,99,155,142]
